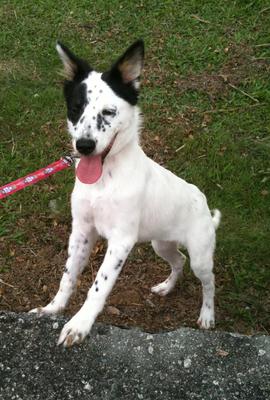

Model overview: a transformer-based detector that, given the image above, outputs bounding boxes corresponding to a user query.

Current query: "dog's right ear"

[56,42,92,81]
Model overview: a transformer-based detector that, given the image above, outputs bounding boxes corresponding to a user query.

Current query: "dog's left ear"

[114,40,144,87]
[102,40,144,105]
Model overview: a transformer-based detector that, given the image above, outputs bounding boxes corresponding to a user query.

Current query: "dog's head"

[56,40,144,159]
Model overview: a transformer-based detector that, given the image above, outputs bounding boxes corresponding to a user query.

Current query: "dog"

[30,40,221,347]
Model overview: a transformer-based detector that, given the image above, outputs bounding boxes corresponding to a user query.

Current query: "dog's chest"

[73,177,126,239]
[92,195,120,237]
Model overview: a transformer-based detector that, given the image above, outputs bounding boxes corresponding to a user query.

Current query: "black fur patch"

[97,113,103,130]
[101,69,139,105]
[64,82,88,124]
[58,43,92,124]
[101,40,144,105]
[96,112,112,131]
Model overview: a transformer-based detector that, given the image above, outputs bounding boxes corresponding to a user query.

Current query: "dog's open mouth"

[76,134,117,184]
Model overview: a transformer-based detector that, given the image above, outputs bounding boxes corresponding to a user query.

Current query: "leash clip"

[62,154,75,166]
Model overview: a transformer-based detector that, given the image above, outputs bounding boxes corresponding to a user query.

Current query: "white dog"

[30,40,221,347]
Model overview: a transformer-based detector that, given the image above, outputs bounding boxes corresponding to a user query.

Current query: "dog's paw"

[29,304,62,317]
[197,307,215,329]
[57,316,91,347]
[151,280,174,296]
[29,307,49,316]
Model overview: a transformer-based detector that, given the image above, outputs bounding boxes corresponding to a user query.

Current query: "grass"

[0,0,269,333]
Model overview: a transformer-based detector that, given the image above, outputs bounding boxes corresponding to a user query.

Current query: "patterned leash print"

[0,155,74,200]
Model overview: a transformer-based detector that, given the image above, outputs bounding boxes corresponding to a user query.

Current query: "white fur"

[30,67,220,347]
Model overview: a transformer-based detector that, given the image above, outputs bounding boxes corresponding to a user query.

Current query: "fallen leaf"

[216,349,229,357]
[107,305,120,316]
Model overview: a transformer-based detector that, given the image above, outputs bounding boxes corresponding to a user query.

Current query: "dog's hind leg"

[30,223,98,316]
[151,240,186,296]
[188,241,215,329]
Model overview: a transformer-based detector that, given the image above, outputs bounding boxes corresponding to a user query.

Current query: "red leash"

[0,155,74,200]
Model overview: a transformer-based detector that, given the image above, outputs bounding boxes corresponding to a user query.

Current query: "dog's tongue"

[76,155,102,184]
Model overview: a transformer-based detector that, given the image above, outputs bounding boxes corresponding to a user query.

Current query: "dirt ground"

[0,217,205,332]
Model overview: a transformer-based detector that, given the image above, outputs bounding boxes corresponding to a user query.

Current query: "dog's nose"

[76,138,96,155]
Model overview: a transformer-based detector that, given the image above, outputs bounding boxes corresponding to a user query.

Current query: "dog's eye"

[102,108,115,117]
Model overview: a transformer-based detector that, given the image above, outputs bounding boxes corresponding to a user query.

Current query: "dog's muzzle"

[76,138,96,156]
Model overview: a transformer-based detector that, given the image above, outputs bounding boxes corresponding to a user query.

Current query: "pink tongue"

[76,155,103,184]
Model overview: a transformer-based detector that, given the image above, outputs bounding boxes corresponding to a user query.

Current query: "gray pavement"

[0,311,269,400]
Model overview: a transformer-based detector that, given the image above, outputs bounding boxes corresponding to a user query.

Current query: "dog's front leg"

[30,224,98,316]
[57,237,135,347]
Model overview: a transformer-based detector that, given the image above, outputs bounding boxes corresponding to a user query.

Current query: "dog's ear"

[102,40,144,105]
[56,41,92,81]
[114,40,144,87]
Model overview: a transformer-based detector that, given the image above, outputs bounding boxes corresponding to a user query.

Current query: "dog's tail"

[211,209,221,230]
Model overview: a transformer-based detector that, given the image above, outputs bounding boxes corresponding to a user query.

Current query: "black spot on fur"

[103,118,111,127]
[115,259,123,270]
[80,116,85,124]
[95,280,98,285]
[84,239,88,245]
[101,273,108,281]
[97,113,103,130]
[95,287,99,292]
[64,266,69,273]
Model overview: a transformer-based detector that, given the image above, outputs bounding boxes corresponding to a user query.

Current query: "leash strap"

[0,155,74,200]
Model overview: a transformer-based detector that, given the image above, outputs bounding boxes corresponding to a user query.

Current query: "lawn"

[0,0,269,334]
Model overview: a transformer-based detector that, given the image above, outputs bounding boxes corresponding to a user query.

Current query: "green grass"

[0,0,269,333]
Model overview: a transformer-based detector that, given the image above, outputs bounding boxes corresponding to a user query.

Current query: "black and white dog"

[30,40,221,347]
